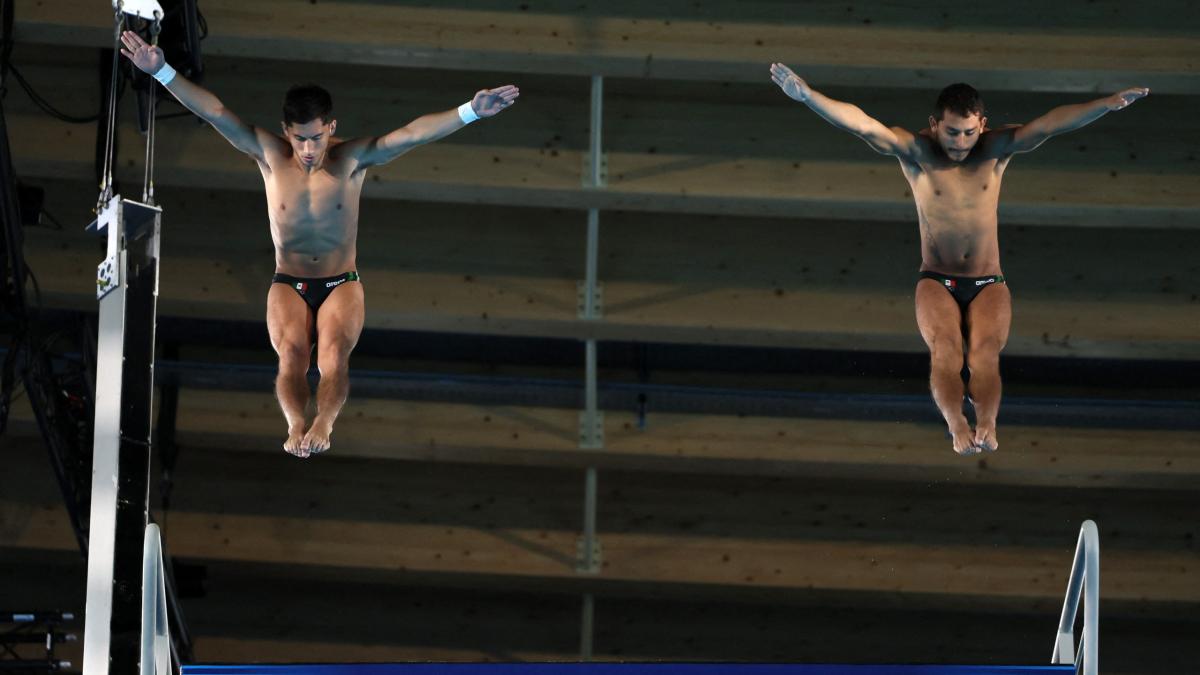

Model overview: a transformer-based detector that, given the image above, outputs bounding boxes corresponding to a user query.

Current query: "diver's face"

[283,118,336,168]
[929,110,985,162]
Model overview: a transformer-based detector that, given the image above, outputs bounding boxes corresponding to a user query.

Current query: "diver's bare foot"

[949,418,979,456]
[284,425,308,458]
[974,425,999,453]
[301,418,333,455]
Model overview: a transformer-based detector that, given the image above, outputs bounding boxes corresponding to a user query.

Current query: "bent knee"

[316,361,349,380]
[927,336,964,369]
[968,336,1007,361]
[316,349,351,375]
[316,333,358,368]
[275,342,312,373]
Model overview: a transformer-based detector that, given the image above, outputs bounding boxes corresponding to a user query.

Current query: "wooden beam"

[16,46,1195,173]
[6,496,1195,605]
[11,108,1198,228]
[7,386,1197,488]
[14,0,1200,93]
[20,177,1200,360]
[174,392,1200,489]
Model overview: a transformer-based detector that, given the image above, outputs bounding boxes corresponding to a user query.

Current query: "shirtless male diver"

[769,63,1148,455]
[120,30,520,458]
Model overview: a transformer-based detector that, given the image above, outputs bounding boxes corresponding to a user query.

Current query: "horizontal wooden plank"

[20,177,1200,360]
[8,428,1197,553]
[14,0,1200,93]
[7,385,1198,488]
[170,392,1200,489]
[11,108,1198,228]
[6,497,1194,606]
[14,46,1196,173]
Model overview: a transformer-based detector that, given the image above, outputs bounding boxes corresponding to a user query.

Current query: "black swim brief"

[272,271,361,312]
[919,271,1006,313]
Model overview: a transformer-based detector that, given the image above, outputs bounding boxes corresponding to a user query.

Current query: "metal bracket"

[575,536,603,574]
[576,281,604,319]
[578,410,604,449]
[115,0,165,21]
[582,152,608,188]
[96,254,120,300]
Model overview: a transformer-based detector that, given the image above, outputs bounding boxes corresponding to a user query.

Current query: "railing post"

[1052,520,1099,675]
[141,524,172,675]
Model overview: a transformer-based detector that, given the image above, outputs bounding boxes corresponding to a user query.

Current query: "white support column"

[82,196,126,675]
[82,196,163,675]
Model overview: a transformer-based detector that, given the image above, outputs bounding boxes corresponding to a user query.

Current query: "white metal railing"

[141,524,172,675]
[1052,520,1099,674]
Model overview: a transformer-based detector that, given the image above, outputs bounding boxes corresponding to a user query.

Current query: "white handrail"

[141,524,173,675]
[1051,520,1099,675]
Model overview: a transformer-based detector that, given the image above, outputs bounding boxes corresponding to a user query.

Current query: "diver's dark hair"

[283,84,333,125]
[934,83,984,120]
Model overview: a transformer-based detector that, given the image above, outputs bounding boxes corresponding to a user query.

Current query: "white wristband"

[457,101,480,124]
[152,62,177,86]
